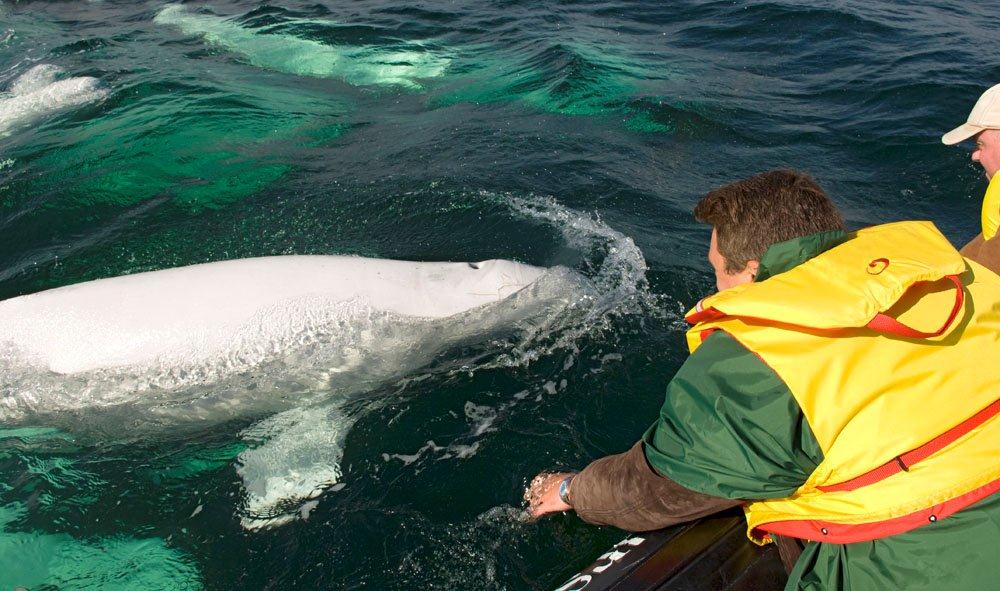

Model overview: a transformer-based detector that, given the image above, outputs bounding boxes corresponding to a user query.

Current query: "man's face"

[709,229,757,292]
[972,129,1000,180]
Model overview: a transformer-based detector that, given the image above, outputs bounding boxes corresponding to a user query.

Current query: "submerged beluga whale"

[0,64,107,137]
[153,4,450,89]
[0,255,580,527]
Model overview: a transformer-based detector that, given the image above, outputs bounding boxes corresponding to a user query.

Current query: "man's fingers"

[523,472,573,520]
[525,473,552,504]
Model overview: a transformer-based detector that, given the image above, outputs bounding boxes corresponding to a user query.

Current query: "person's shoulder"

[680,329,762,374]
[665,329,790,421]
[961,232,1000,277]
[647,329,818,498]
[960,232,985,256]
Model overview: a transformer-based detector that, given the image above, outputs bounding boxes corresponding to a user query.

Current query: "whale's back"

[0,255,546,374]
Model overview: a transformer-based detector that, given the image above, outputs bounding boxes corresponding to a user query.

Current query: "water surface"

[1,1,998,589]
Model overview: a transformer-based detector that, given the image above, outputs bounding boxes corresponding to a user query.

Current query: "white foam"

[464,402,497,436]
[382,440,443,466]
[382,438,484,465]
[446,443,480,459]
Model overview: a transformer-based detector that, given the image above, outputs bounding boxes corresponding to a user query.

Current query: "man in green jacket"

[526,170,1000,590]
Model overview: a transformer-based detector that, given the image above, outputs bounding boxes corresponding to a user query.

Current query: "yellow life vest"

[685,221,1000,545]
[981,172,1000,240]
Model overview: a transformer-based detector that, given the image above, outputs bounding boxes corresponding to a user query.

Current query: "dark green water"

[0,1,998,589]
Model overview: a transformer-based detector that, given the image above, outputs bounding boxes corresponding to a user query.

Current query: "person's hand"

[524,472,574,519]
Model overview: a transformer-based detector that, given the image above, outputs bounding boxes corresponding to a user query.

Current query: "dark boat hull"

[554,512,788,591]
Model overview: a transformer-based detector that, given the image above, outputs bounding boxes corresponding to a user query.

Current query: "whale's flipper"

[235,403,352,529]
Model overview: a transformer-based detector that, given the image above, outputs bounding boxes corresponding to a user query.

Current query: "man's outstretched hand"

[525,472,574,519]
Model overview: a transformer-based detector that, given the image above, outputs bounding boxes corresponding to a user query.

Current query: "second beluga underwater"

[0,255,586,528]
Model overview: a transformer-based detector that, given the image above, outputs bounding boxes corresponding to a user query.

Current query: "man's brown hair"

[694,170,845,273]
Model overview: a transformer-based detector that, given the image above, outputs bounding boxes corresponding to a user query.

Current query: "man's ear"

[745,260,760,279]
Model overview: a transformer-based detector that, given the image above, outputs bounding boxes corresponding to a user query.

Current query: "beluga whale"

[0,64,107,137]
[0,254,583,527]
[153,5,450,89]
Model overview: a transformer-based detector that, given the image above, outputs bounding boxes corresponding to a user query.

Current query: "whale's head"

[451,259,548,301]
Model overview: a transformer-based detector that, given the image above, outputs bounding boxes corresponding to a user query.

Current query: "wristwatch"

[558,475,575,505]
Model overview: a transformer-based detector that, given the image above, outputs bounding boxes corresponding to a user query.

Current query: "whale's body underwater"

[0,255,579,527]
[153,4,450,89]
[0,64,107,136]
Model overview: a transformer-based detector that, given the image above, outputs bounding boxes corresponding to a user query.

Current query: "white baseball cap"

[942,83,1000,145]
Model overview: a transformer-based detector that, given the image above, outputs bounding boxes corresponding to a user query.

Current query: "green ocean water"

[0,1,998,589]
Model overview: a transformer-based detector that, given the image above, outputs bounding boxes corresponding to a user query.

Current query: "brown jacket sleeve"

[961,233,1000,276]
[568,441,739,532]
[568,442,805,572]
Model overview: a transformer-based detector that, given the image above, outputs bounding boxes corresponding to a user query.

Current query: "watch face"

[559,476,573,504]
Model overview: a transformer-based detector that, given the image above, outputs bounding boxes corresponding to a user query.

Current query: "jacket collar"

[755,230,848,282]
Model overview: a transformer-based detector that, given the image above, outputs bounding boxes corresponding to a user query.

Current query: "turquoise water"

[1,1,998,589]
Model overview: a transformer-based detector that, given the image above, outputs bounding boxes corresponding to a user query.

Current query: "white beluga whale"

[0,64,108,137]
[153,5,450,89]
[0,254,583,527]
[0,256,547,376]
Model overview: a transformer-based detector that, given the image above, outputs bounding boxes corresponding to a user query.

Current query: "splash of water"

[487,191,653,367]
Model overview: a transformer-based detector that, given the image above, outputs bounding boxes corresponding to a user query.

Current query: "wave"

[3,75,345,215]
[432,41,695,133]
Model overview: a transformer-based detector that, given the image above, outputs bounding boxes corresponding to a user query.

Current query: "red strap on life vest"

[818,397,1000,493]
[756,476,1000,544]
[689,275,965,337]
[685,304,725,325]
[865,275,965,338]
